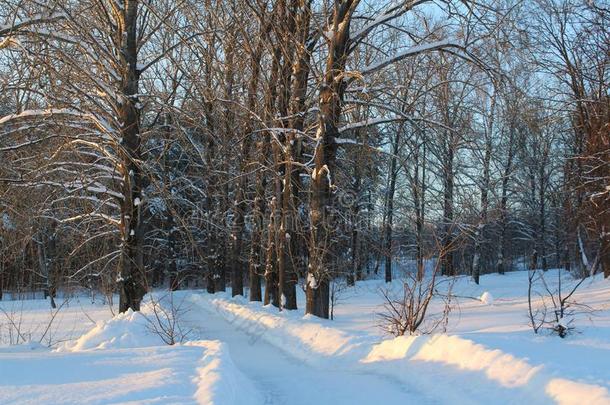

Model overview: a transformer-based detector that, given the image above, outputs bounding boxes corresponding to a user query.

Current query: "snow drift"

[1,297,262,405]
[191,340,262,405]
[66,308,164,351]
[193,292,610,405]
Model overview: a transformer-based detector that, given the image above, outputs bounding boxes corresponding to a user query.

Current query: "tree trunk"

[248,153,266,301]
[306,1,359,318]
[529,164,538,270]
[280,132,298,310]
[167,221,178,291]
[36,229,56,309]
[348,176,362,286]
[473,92,496,284]
[384,131,400,283]
[442,136,455,276]
[539,164,547,271]
[118,0,146,313]
[264,197,279,307]
[413,134,426,281]
[306,83,338,318]
[281,0,313,306]
[497,126,515,275]
[234,31,265,299]
[601,232,610,278]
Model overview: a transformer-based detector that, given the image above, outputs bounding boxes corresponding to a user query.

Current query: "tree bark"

[306,3,353,317]
[383,131,400,283]
[264,197,279,307]
[442,135,455,276]
[118,0,146,313]
[472,91,495,284]
[412,133,427,281]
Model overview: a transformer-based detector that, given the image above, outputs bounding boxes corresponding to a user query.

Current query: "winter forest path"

[186,298,435,405]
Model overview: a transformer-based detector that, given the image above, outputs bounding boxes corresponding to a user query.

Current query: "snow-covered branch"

[360,40,465,75]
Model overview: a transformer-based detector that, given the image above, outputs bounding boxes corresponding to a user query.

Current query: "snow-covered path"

[180,273,610,405]
[187,299,434,405]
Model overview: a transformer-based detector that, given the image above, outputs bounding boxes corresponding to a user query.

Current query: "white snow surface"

[65,307,164,351]
[2,270,610,404]
[480,291,494,305]
[0,295,260,404]
[187,270,610,405]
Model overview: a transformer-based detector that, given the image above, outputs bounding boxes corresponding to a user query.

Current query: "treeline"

[0,0,607,317]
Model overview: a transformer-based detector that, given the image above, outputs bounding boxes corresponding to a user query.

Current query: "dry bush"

[528,269,590,338]
[142,293,192,345]
[379,258,455,336]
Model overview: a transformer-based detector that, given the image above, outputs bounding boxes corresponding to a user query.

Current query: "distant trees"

[532,0,609,277]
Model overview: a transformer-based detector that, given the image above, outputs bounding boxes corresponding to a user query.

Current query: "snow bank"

[195,293,610,405]
[191,294,369,365]
[190,340,263,405]
[363,334,541,387]
[2,340,259,404]
[546,379,610,405]
[3,298,264,404]
[0,341,49,352]
[66,308,164,351]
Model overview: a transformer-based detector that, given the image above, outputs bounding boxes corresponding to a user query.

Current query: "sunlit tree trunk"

[118,0,146,313]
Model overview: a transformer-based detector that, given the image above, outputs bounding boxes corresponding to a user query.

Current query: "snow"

[363,334,542,387]
[1,212,15,230]
[2,270,610,404]
[546,379,610,405]
[65,308,163,351]
[361,40,461,75]
[0,339,255,405]
[0,295,116,346]
[338,117,403,133]
[0,108,115,135]
[186,270,610,404]
[191,340,262,405]
[0,295,260,404]
[306,272,318,289]
[185,294,421,404]
[480,291,494,305]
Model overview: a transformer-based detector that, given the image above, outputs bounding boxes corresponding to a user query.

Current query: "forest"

[1,1,610,404]
[0,0,608,321]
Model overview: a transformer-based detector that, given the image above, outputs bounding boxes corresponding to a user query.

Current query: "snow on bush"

[63,293,191,350]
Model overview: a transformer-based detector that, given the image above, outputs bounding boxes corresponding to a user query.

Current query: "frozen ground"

[0,297,259,404]
[187,270,610,404]
[0,294,117,347]
[186,299,427,405]
[1,270,609,404]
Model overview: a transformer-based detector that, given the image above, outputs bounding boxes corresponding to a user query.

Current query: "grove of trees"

[0,0,607,318]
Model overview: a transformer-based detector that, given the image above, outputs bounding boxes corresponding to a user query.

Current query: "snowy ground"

[1,270,610,404]
[0,294,116,347]
[187,270,610,404]
[0,297,259,404]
